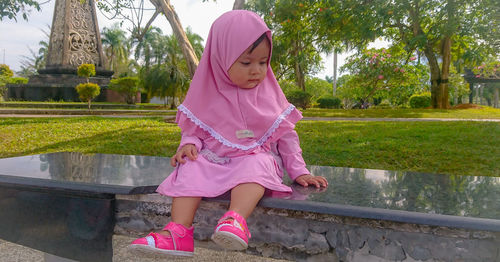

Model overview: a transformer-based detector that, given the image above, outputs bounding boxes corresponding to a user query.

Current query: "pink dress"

[156,110,309,197]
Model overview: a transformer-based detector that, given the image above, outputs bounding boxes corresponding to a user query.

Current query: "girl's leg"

[160,196,201,236]
[228,183,265,219]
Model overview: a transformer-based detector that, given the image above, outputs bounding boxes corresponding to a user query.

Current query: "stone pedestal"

[6,0,113,102]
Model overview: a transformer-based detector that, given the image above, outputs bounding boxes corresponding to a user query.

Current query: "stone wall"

[115,194,500,262]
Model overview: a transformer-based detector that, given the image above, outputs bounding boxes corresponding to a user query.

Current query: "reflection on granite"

[0,152,174,194]
[0,152,499,220]
[284,166,500,220]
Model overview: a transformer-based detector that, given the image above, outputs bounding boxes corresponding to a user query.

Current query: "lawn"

[1,117,498,177]
[301,107,500,119]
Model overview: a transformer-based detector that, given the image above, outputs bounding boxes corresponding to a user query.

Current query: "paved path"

[1,114,499,122]
[0,235,287,262]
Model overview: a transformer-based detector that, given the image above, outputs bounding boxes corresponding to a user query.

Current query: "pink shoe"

[211,210,251,250]
[128,222,194,257]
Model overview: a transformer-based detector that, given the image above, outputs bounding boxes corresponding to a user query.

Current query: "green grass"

[302,107,500,119]
[1,117,498,176]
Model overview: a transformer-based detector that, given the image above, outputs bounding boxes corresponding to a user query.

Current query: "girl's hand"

[170,144,198,167]
[295,174,328,188]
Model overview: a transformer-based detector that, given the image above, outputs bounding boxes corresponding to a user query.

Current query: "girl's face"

[228,39,270,89]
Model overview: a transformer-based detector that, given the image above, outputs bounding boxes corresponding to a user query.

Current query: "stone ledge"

[115,194,500,262]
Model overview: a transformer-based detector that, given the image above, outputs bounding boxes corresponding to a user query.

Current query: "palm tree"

[185,27,204,59]
[101,23,130,74]
[132,26,163,69]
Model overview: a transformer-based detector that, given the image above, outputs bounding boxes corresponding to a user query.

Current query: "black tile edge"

[201,196,500,232]
[257,197,500,232]
[0,174,136,196]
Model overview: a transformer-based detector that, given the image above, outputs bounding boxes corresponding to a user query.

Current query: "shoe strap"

[218,211,251,238]
[160,222,193,250]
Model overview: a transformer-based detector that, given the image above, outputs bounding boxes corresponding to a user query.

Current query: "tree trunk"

[233,0,245,10]
[156,0,199,78]
[494,87,499,108]
[423,44,442,108]
[292,40,305,91]
[439,36,452,108]
[333,51,337,96]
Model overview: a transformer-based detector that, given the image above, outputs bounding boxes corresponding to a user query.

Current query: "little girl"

[129,10,328,258]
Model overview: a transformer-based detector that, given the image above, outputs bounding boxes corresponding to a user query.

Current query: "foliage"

[247,1,327,90]
[312,0,499,108]
[409,93,432,109]
[9,77,28,84]
[77,64,96,79]
[75,83,100,109]
[109,77,139,104]
[448,64,470,105]
[0,64,14,78]
[317,96,341,109]
[134,29,194,107]
[472,61,500,79]
[0,0,40,21]
[340,46,429,108]
[286,90,312,109]
[280,77,331,103]
[101,23,131,76]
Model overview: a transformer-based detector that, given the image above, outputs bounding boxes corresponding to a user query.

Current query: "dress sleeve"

[178,133,203,152]
[277,130,310,181]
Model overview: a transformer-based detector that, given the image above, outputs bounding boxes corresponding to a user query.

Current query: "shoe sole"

[127,244,194,258]
[211,231,248,250]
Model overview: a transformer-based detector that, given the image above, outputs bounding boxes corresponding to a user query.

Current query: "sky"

[0,0,354,79]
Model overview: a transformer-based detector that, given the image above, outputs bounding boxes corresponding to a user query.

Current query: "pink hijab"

[177,10,301,151]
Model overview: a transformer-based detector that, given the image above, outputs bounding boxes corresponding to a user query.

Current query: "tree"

[0,0,40,21]
[314,0,499,108]
[97,0,199,77]
[137,32,191,107]
[101,23,131,75]
[132,26,163,69]
[341,46,429,107]
[248,1,326,91]
[75,64,100,110]
[109,76,139,104]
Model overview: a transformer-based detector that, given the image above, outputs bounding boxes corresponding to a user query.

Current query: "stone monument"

[7,0,113,101]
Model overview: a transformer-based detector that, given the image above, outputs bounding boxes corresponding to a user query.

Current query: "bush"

[317,96,342,109]
[286,90,312,109]
[9,77,28,84]
[371,101,392,109]
[409,92,431,108]
[0,64,13,78]
[109,77,139,104]
[75,83,100,109]
[77,64,96,78]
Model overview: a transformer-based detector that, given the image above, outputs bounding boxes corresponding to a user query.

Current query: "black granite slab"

[0,152,171,195]
[1,152,499,231]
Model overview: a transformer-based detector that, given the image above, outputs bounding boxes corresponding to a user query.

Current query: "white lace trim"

[200,148,231,165]
[177,104,296,151]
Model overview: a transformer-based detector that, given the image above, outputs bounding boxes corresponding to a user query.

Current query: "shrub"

[0,64,14,78]
[77,64,96,79]
[409,92,431,108]
[9,77,28,84]
[109,77,139,104]
[286,90,312,109]
[75,83,100,110]
[371,101,392,109]
[317,96,342,109]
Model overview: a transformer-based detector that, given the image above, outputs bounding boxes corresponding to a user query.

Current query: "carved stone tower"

[6,0,113,101]
[44,0,106,71]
